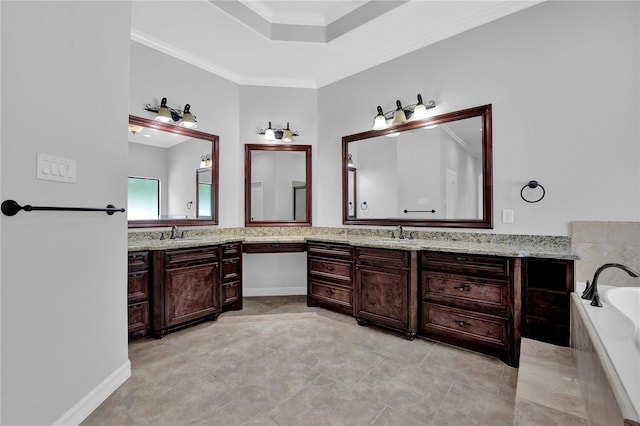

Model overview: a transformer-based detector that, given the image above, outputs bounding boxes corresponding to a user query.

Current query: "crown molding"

[131,29,317,89]
[133,1,542,89]
[315,1,543,87]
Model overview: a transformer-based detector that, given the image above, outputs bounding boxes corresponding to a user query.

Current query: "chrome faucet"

[170,225,179,239]
[582,263,639,307]
[396,225,405,239]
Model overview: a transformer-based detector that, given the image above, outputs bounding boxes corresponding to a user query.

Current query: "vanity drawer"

[128,301,149,333]
[421,303,508,349]
[309,259,352,283]
[128,270,149,301]
[422,251,511,278]
[309,280,352,306]
[307,242,353,260]
[422,271,507,308]
[222,281,241,306]
[222,257,240,281]
[243,242,307,253]
[356,247,409,270]
[128,251,149,271]
[164,246,218,267]
[222,242,242,258]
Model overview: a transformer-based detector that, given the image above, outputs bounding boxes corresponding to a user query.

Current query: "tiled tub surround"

[572,221,640,286]
[571,221,640,425]
[571,286,640,425]
[129,227,576,259]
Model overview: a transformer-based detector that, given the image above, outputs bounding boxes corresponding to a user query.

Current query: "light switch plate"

[502,209,514,224]
[37,153,76,183]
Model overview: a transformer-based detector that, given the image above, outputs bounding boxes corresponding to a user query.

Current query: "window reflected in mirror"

[128,115,219,228]
[196,167,213,218]
[245,144,312,227]
[127,176,159,220]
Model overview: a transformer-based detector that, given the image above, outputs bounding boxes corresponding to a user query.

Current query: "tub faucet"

[582,263,640,307]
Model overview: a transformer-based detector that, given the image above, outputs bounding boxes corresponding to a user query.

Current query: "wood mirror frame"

[128,115,219,228]
[244,144,312,227]
[342,104,492,228]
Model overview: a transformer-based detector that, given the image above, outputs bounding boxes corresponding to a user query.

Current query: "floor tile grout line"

[429,381,455,426]
[369,405,389,425]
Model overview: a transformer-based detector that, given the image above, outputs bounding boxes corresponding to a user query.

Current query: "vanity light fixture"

[200,154,212,168]
[372,94,436,130]
[144,97,197,128]
[258,122,299,142]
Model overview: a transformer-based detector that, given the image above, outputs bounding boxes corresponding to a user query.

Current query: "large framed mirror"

[342,104,492,228]
[128,115,219,228]
[245,144,312,227]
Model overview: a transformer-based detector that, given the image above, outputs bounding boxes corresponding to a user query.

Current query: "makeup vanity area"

[127,104,577,368]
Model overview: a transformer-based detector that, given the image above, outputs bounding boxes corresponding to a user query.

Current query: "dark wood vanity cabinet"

[522,258,574,346]
[221,242,243,311]
[307,241,355,315]
[128,251,150,340]
[420,251,522,367]
[355,248,419,339]
[150,246,221,338]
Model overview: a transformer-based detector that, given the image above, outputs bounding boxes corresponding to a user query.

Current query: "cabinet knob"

[454,285,470,292]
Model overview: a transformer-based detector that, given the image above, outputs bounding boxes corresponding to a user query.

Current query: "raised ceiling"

[131,0,542,88]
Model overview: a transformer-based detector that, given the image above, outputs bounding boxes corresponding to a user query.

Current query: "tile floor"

[83,296,588,425]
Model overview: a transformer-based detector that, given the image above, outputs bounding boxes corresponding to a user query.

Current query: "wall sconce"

[200,154,211,168]
[144,97,197,128]
[372,94,435,130]
[347,154,355,168]
[258,122,299,142]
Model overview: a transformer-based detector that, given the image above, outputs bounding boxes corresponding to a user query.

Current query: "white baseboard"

[244,286,307,297]
[53,360,131,426]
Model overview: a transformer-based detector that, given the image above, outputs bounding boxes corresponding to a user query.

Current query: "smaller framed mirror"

[245,144,312,227]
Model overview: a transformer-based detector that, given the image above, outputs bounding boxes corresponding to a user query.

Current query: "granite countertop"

[129,232,578,260]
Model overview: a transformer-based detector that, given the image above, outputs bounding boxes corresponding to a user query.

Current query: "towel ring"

[520,180,545,203]
[360,201,368,210]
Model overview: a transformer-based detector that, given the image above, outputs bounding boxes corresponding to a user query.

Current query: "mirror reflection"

[343,104,492,228]
[245,144,312,227]
[196,167,213,218]
[128,115,219,228]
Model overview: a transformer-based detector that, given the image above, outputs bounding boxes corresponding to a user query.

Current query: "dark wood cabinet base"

[151,313,219,339]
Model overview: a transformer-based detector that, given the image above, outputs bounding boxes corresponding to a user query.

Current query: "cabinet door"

[164,262,219,327]
[356,266,408,330]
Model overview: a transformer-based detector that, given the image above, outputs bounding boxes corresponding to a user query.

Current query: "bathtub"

[572,283,640,424]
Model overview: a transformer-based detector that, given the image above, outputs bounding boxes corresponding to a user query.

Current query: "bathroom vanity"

[127,240,243,340]
[128,230,575,368]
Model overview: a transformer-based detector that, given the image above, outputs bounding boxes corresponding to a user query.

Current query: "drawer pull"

[455,256,468,261]
[453,319,471,327]
[454,285,471,292]
[325,265,335,271]
[130,272,145,278]
[325,288,335,296]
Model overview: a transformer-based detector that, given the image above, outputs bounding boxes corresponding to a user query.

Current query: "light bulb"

[372,106,388,130]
